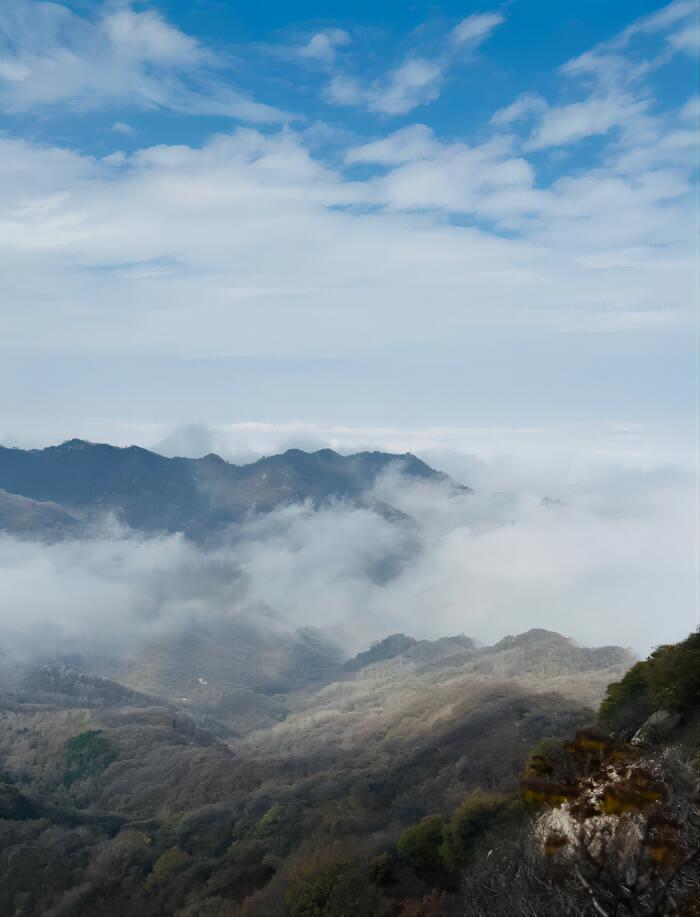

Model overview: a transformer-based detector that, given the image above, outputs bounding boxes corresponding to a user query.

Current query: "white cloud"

[297,28,350,64]
[370,57,444,115]
[112,121,136,136]
[524,92,650,150]
[343,116,695,288]
[505,0,697,156]
[7,419,695,479]
[0,0,286,122]
[620,0,698,40]
[490,92,547,126]
[326,9,504,115]
[667,20,700,53]
[0,455,695,658]
[328,58,444,115]
[346,124,437,164]
[0,4,695,390]
[359,130,536,213]
[452,12,505,45]
[103,6,203,64]
[680,94,700,120]
[0,115,694,368]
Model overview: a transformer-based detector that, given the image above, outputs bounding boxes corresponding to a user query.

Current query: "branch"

[574,867,613,917]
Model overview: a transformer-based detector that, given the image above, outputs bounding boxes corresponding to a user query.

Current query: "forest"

[0,628,697,916]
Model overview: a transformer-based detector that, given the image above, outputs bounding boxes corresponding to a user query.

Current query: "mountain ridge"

[0,439,468,539]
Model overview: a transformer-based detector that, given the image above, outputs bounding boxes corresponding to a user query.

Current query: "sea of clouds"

[1,433,695,661]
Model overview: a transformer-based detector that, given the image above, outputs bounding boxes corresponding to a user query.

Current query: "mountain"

[0,626,643,917]
[0,439,467,539]
[99,617,346,735]
[82,622,633,740]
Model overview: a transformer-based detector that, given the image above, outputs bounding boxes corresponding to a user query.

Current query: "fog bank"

[0,455,695,661]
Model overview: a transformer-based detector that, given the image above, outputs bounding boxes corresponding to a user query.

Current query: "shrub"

[146,847,192,889]
[254,804,283,836]
[286,862,347,917]
[286,860,388,917]
[368,851,394,885]
[440,793,510,870]
[646,631,700,713]
[599,631,700,729]
[63,730,117,786]
[397,816,445,878]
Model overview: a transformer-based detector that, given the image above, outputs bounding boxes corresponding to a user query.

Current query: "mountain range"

[0,623,638,914]
[2,438,694,916]
[0,439,467,539]
[9,622,695,917]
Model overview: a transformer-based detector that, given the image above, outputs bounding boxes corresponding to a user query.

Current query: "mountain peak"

[56,438,95,450]
[199,452,227,465]
[344,633,418,672]
[493,628,572,650]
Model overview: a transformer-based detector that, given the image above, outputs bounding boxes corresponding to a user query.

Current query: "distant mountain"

[0,439,468,539]
[343,632,477,675]
[100,617,346,735]
[80,623,632,737]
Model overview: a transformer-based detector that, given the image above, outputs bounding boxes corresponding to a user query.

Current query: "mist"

[0,455,695,662]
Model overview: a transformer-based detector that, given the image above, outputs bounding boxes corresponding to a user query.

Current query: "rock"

[631,709,682,746]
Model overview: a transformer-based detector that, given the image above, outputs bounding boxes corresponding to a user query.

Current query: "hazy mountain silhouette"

[0,439,468,538]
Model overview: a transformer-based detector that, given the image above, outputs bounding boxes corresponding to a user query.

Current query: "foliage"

[440,793,512,870]
[285,858,389,917]
[146,847,192,889]
[368,851,394,885]
[644,630,700,713]
[599,631,700,728]
[397,816,446,878]
[3,631,695,916]
[286,861,349,917]
[63,729,117,786]
[254,804,283,836]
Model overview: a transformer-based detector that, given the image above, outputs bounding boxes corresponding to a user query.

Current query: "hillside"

[0,626,640,916]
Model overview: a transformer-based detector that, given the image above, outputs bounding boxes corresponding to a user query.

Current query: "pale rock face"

[631,709,682,746]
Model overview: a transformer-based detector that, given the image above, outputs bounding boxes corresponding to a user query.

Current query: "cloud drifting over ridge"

[0,458,695,660]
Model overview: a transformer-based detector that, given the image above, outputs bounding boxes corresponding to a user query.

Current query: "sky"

[0,0,697,466]
[0,0,698,654]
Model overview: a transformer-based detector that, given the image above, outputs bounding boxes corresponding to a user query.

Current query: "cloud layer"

[0,1,696,413]
[1,456,695,661]
[0,0,285,121]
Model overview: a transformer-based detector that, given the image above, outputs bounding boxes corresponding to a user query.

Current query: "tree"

[397,816,446,879]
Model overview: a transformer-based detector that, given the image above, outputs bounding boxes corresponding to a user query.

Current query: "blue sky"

[0,0,697,465]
